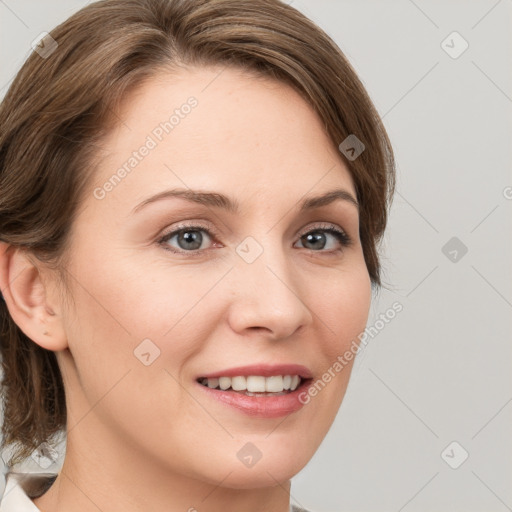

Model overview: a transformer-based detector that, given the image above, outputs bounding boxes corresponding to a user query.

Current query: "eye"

[295,223,352,253]
[157,222,352,256]
[158,223,216,255]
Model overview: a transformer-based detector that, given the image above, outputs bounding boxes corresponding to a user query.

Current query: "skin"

[0,65,372,512]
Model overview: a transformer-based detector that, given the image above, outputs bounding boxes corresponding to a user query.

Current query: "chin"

[199,450,311,490]
[216,467,299,490]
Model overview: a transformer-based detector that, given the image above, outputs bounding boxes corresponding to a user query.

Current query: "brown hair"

[0,0,395,467]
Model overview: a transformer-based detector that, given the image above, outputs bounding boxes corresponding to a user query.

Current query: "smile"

[197,375,302,394]
[196,376,313,418]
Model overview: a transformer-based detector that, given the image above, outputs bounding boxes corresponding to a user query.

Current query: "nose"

[226,238,314,341]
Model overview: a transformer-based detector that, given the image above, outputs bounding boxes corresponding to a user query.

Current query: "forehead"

[88,65,356,212]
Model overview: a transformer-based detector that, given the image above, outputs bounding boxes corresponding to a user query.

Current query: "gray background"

[1,1,511,511]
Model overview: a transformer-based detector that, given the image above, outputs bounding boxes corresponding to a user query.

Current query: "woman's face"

[54,65,371,488]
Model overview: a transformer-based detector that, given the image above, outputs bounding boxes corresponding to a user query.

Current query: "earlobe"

[0,242,69,352]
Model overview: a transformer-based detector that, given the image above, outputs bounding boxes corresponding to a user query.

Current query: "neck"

[33,429,292,512]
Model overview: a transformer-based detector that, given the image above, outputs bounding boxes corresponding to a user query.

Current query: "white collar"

[0,471,57,511]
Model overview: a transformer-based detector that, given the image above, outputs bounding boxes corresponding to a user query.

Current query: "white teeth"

[207,377,219,389]
[265,375,283,392]
[247,376,266,392]
[218,377,231,390]
[200,375,303,393]
[231,376,246,391]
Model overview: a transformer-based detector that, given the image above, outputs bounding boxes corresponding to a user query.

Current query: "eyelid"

[158,220,218,240]
[296,221,350,239]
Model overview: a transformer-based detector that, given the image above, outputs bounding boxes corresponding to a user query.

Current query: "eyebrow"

[131,187,359,215]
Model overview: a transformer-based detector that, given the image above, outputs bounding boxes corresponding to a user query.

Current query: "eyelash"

[157,222,353,257]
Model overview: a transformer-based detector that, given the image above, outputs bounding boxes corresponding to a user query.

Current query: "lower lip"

[196,379,312,418]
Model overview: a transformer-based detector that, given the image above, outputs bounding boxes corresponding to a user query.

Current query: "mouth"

[196,374,310,396]
[194,364,314,417]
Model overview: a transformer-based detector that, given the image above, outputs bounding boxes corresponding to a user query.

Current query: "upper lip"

[197,364,313,380]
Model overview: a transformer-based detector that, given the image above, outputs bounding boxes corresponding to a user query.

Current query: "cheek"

[60,260,204,439]
[117,266,230,355]
[315,264,372,357]
[66,256,231,389]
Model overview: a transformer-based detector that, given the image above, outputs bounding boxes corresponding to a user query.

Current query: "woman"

[0,0,395,510]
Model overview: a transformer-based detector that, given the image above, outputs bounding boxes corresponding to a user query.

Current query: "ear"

[0,242,68,351]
